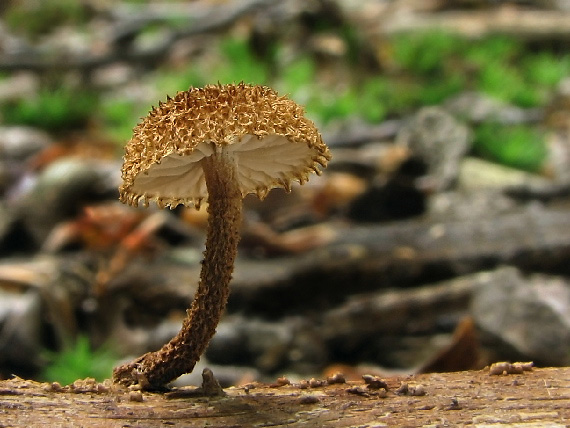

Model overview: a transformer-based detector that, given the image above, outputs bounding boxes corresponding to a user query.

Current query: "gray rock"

[444,91,541,125]
[0,202,17,249]
[0,289,43,373]
[427,190,517,221]
[0,255,94,376]
[172,359,260,388]
[471,266,570,366]
[0,72,38,103]
[396,107,471,192]
[322,275,476,367]
[0,126,51,160]
[546,132,570,188]
[206,315,327,375]
[0,126,52,196]
[16,158,119,246]
[458,157,561,197]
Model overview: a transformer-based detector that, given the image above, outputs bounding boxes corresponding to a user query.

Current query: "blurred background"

[1,0,570,387]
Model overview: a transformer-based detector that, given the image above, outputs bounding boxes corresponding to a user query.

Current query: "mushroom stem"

[113,147,242,389]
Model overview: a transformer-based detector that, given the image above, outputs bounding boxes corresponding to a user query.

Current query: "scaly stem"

[113,147,242,389]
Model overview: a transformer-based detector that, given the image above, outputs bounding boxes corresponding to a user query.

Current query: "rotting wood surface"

[0,367,568,427]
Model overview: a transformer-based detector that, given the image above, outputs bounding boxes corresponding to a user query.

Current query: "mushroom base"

[112,147,242,389]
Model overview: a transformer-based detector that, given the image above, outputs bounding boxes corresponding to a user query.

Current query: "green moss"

[339,23,366,65]
[391,31,465,75]
[156,67,206,97]
[215,38,270,85]
[478,62,541,107]
[1,87,98,132]
[417,73,466,106]
[146,30,568,129]
[384,31,472,111]
[280,56,316,95]
[474,122,547,172]
[154,36,270,94]
[307,88,360,124]
[4,0,89,39]
[357,78,389,122]
[523,52,570,88]
[99,97,151,145]
[41,336,117,385]
[386,31,569,110]
[464,36,521,68]
[465,36,569,107]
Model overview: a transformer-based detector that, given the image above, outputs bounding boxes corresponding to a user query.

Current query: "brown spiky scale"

[119,83,331,210]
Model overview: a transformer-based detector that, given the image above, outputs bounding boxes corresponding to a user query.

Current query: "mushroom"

[112,83,331,389]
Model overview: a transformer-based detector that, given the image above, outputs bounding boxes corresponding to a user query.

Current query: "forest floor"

[2,3,570,425]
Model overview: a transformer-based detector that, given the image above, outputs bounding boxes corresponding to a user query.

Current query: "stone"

[396,106,471,192]
[471,266,570,366]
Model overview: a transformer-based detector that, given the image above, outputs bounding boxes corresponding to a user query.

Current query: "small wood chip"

[309,378,325,388]
[242,383,255,394]
[273,377,291,387]
[299,394,320,404]
[199,368,225,397]
[128,391,143,402]
[347,386,370,397]
[408,384,426,396]
[326,372,346,385]
[44,382,63,393]
[446,398,462,410]
[165,368,225,399]
[362,374,388,390]
[516,362,534,371]
[396,383,408,395]
[489,361,534,376]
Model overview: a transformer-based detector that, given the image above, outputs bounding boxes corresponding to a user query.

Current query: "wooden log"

[0,0,275,73]
[228,205,570,316]
[372,7,570,40]
[0,367,568,426]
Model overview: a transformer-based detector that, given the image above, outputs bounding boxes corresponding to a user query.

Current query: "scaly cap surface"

[119,83,331,209]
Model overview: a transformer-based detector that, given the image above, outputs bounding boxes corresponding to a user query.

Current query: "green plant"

[41,336,117,385]
[155,36,270,96]
[4,0,89,38]
[307,87,360,124]
[387,31,569,109]
[156,67,206,95]
[523,52,570,88]
[474,122,547,172]
[417,72,466,106]
[384,31,471,111]
[215,38,270,85]
[467,37,569,107]
[478,62,541,107]
[339,23,365,65]
[357,78,389,122]
[1,87,98,132]
[150,31,569,127]
[464,36,521,68]
[391,31,465,75]
[280,56,316,97]
[100,97,151,145]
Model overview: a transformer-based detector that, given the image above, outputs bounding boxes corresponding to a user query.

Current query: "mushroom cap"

[120,83,331,209]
